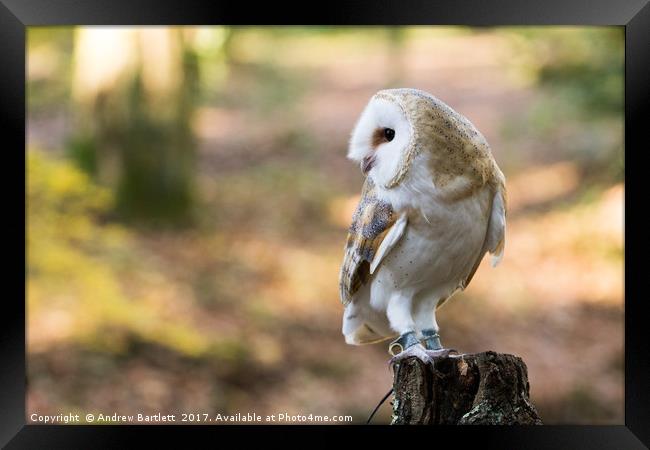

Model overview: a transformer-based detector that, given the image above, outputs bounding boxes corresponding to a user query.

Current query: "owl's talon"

[387,332,420,371]
[388,342,434,370]
[424,348,459,359]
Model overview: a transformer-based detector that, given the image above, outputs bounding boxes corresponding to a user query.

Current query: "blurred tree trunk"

[386,27,406,85]
[392,351,543,425]
[70,28,199,224]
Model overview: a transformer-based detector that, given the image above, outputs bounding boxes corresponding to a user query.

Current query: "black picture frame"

[2,0,648,448]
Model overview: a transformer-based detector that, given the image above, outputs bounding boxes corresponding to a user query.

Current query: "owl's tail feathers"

[342,298,395,345]
[344,324,393,345]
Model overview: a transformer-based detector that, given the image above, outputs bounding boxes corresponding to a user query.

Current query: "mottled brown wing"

[339,178,398,306]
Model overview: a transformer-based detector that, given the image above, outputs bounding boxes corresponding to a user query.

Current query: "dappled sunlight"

[506,161,581,212]
[193,106,248,143]
[27,152,239,359]
[232,237,342,316]
[72,28,138,103]
[469,183,623,309]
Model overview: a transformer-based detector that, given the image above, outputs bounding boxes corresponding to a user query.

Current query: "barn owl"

[339,88,506,365]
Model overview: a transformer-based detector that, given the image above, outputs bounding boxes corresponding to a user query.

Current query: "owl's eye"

[384,128,395,142]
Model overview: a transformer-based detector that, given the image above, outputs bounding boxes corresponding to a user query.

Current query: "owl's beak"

[361,155,376,175]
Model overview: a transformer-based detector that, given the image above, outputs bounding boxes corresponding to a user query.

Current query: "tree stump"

[391,351,543,425]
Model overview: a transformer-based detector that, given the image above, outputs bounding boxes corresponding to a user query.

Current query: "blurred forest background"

[27,26,624,424]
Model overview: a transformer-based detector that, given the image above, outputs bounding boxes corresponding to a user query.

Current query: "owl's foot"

[388,330,420,356]
[420,328,443,350]
[388,331,433,369]
[424,348,459,359]
[389,343,434,369]
[420,329,459,360]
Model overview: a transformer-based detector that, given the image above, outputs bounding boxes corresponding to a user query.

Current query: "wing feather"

[461,181,507,291]
[339,178,407,306]
[370,212,407,274]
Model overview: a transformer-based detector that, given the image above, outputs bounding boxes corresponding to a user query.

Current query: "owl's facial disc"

[360,127,395,174]
[348,96,412,187]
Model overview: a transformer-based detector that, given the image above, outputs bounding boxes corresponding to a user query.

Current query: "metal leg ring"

[388,331,419,356]
[421,328,442,350]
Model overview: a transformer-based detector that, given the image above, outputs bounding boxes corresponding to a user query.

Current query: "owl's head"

[348,88,490,192]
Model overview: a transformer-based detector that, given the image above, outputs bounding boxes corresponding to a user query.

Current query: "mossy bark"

[391,351,543,425]
[71,28,199,224]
